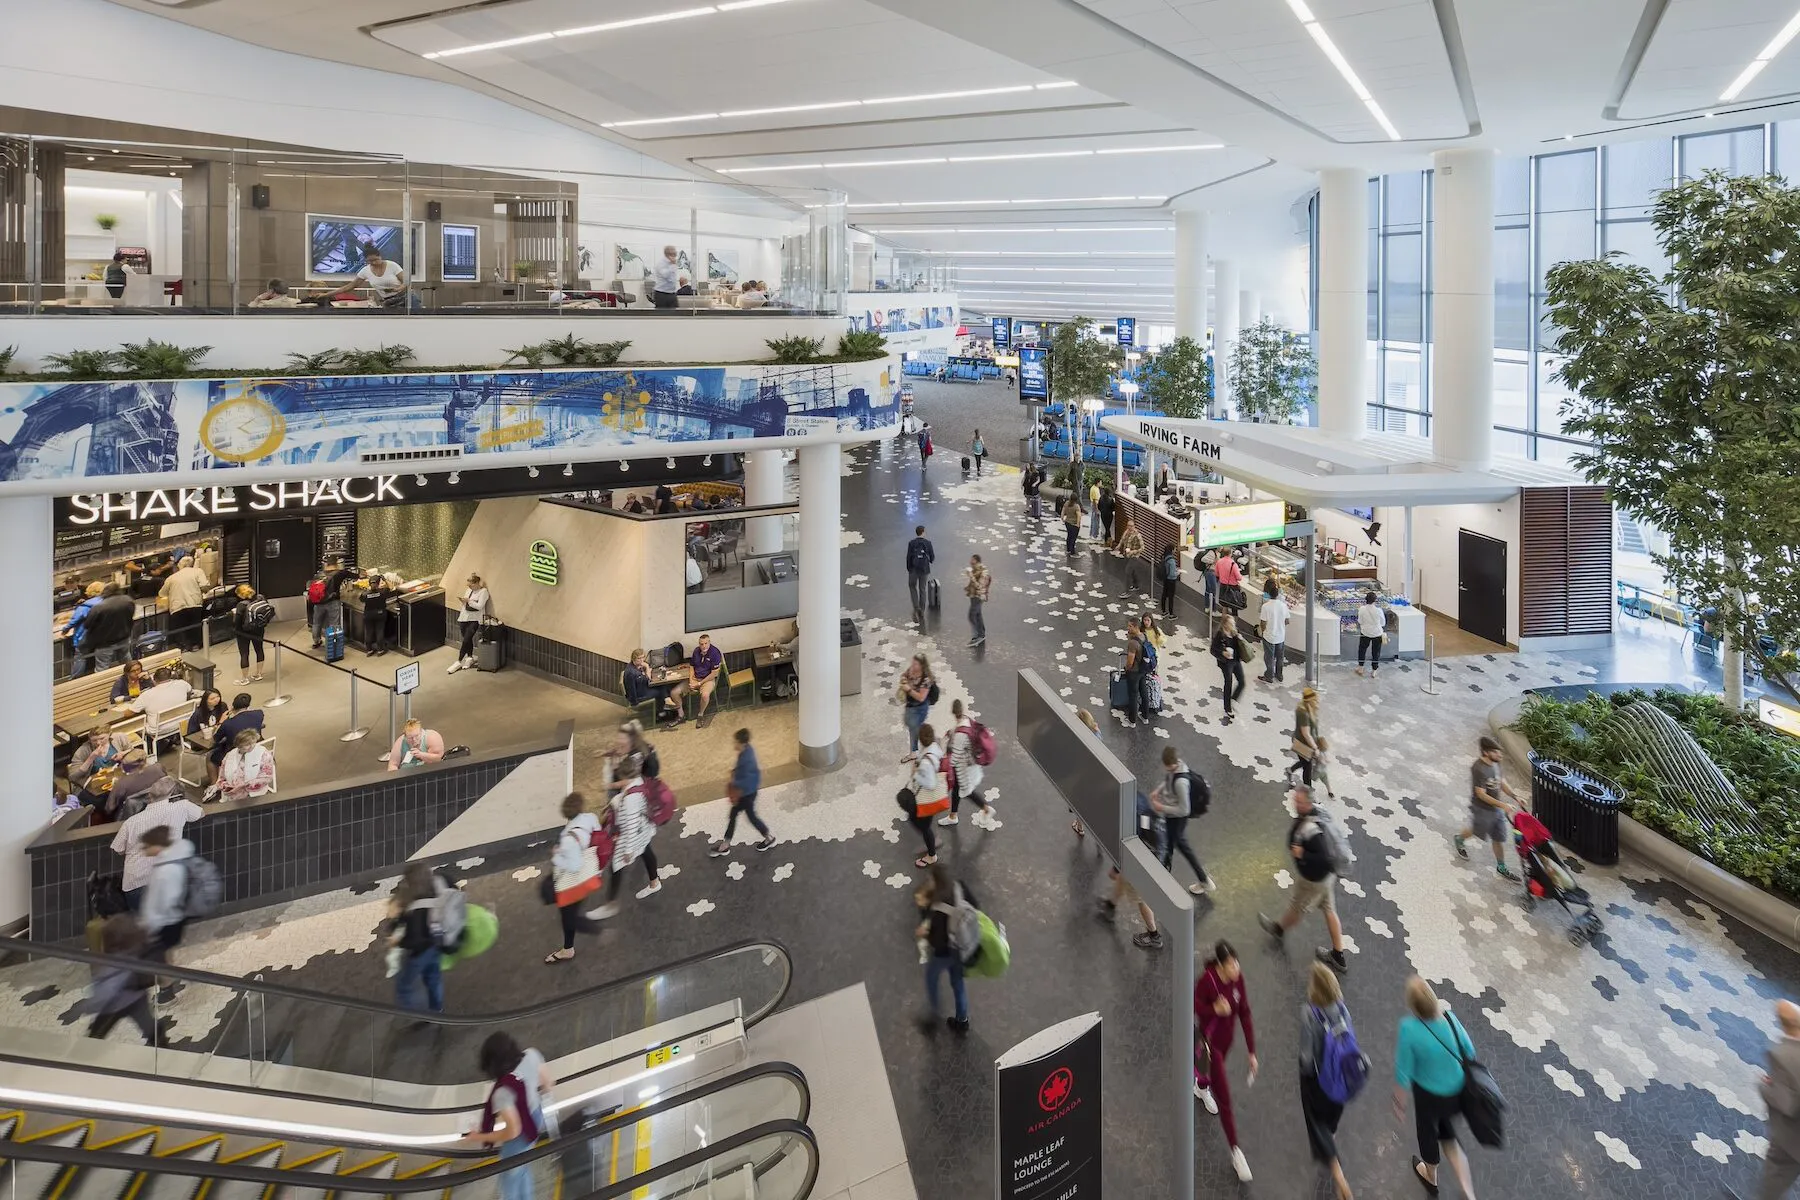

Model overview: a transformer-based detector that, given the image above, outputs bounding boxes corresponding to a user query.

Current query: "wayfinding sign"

[996,1013,1102,1199]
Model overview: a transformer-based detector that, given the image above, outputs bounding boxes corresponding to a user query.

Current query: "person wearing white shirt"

[1257,581,1291,684]
[112,793,204,911]
[650,246,681,309]
[448,574,491,674]
[1355,591,1387,677]
[131,667,194,752]
[353,242,411,309]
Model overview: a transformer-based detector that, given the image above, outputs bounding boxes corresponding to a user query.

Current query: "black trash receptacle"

[1530,755,1619,865]
[840,617,862,697]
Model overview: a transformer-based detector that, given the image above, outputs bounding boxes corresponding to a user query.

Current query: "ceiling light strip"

[606,81,1077,129]
[1283,0,1401,141]
[422,1,807,59]
[718,145,1220,173]
[1721,6,1800,100]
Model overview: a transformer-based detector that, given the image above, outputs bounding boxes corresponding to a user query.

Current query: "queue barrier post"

[1421,634,1440,696]
[265,642,292,708]
[339,669,371,742]
[378,690,397,763]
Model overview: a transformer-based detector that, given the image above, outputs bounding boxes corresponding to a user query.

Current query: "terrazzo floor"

[8,423,1798,1200]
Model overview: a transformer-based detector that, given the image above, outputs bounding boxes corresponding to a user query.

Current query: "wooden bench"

[53,648,184,729]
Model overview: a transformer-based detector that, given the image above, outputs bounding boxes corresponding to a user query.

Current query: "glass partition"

[0,129,846,319]
[686,510,800,634]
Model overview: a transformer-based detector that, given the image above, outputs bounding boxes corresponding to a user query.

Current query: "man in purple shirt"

[689,633,725,729]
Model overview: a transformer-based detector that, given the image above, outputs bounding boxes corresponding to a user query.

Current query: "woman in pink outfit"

[1194,939,1258,1182]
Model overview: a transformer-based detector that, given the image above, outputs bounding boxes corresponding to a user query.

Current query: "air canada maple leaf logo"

[1038,1067,1074,1111]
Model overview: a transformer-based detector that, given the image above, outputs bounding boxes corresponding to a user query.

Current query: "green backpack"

[964,911,1011,979]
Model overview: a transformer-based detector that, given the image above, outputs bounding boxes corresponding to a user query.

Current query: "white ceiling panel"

[1619,0,1800,118]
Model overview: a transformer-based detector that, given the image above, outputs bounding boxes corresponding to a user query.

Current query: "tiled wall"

[358,501,480,582]
[29,729,570,943]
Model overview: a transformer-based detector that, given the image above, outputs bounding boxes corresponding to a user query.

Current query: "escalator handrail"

[0,1061,813,1182]
[588,1119,820,1200]
[0,933,792,1029]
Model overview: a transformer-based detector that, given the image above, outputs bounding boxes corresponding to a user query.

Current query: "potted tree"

[1044,316,1123,485]
[1228,318,1315,423]
[1138,335,1212,419]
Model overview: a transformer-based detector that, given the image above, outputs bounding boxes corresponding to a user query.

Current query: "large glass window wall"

[1336,121,1780,460]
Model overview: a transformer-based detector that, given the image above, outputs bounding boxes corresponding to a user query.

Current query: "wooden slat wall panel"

[1520,486,1615,638]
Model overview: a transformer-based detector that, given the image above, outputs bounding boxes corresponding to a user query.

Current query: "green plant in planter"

[836,330,887,359]
[766,335,823,364]
[0,344,15,374]
[503,343,550,368]
[339,344,415,375]
[589,339,631,366]
[514,259,536,280]
[95,214,118,232]
[285,350,346,375]
[45,349,118,379]
[1138,335,1211,420]
[1228,318,1315,423]
[115,339,211,378]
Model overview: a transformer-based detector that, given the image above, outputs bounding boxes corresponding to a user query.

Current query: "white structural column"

[1317,168,1369,436]
[1239,290,1261,330]
[1173,210,1209,345]
[796,444,843,769]
[1429,148,1497,470]
[1212,259,1240,418]
[2,495,52,930]
[743,449,786,555]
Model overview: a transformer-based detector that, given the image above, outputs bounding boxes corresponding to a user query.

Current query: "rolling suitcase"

[1146,672,1164,713]
[927,578,941,611]
[324,626,346,663]
[1108,670,1134,711]
[961,455,971,472]
[477,621,506,672]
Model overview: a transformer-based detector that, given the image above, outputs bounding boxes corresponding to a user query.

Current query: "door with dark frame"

[255,517,316,601]
[1458,529,1508,646]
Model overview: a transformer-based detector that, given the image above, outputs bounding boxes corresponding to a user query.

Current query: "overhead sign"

[1115,316,1135,347]
[996,1013,1102,1200]
[66,478,407,526]
[1134,419,1224,469]
[992,316,1011,348]
[394,661,420,696]
[528,539,560,586]
[1760,698,1800,739]
[1014,319,1043,346]
[1195,499,1287,548]
[1017,346,1050,403]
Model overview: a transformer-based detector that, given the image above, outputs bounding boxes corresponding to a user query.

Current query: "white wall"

[1411,498,1522,644]
[0,0,686,180]
[63,171,184,279]
[0,313,852,374]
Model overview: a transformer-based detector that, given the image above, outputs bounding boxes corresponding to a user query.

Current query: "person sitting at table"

[675,633,725,730]
[187,688,227,739]
[70,724,136,794]
[249,278,299,308]
[104,749,170,823]
[622,495,647,515]
[740,281,767,305]
[207,693,263,783]
[216,728,276,802]
[131,664,192,722]
[625,648,680,723]
[388,718,446,771]
[110,660,147,704]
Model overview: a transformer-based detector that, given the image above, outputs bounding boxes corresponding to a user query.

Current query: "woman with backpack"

[545,793,602,964]
[1300,962,1361,1200]
[465,1032,556,1200]
[939,699,996,828]
[898,654,935,752]
[386,862,445,1014]
[1393,976,1481,1197]
[901,724,948,867]
[1194,940,1258,1182]
[586,753,661,919]
[917,863,974,1033]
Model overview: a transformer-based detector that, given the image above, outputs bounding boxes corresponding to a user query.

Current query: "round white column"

[1212,259,1240,418]
[1239,290,1261,330]
[1317,168,1369,436]
[743,449,786,556]
[1429,148,1497,470]
[1174,210,1209,344]
[2,495,52,930]
[796,444,842,769]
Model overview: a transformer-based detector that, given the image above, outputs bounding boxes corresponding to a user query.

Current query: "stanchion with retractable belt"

[265,642,291,707]
[1421,634,1440,695]
[379,661,422,762]
[339,669,371,742]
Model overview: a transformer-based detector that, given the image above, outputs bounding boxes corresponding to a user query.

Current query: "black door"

[1458,529,1508,645]
[255,517,316,600]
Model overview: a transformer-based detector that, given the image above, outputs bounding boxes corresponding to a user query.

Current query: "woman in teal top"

[1392,977,1480,1196]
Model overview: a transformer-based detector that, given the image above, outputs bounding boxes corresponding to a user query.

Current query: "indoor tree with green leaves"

[1047,317,1122,463]
[1228,318,1315,423]
[1544,170,1800,705]
[1137,335,1212,420]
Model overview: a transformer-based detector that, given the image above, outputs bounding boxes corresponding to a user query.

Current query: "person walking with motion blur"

[1286,686,1330,792]
[1151,746,1212,894]
[901,723,949,868]
[963,554,992,647]
[1455,735,1520,881]
[466,1032,556,1200]
[1212,614,1249,724]
[940,698,996,828]
[586,753,662,918]
[710,728,775,856]
[544,793,602,964]
[1194,940,1259,1182]
[917,863,975,1033]
[386,863,446,1014]
[1300,962,1366,1200]
[969,429,986,476]
[905,525,935,620]
[1744,999,1800,1200]
[1393,977,1482,1198]
[1258,784,1351,975]
[81,915,158,1045]
[1071,708,1099,839]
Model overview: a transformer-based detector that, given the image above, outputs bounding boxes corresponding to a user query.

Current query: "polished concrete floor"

[15,407,1796,1200]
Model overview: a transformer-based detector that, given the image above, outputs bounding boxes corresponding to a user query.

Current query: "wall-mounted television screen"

[307,215,407,279]
[441,224,479,282]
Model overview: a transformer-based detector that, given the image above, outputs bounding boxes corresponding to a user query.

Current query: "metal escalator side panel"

[50,1129,157,1200]
[13,1119,94,1200]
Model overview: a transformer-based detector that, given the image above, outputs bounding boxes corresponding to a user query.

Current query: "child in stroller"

[1511,810,1604,946]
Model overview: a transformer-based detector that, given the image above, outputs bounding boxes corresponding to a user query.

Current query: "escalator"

[0,935,818,1199]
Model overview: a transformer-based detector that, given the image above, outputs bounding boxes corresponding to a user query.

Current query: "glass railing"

[0,933,790,1105]
[0,1064,815,1200]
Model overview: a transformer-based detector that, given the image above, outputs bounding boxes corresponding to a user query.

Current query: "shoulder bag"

[1424,1012,1506,1148]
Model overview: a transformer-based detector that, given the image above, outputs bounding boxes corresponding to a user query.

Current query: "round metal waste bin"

[840,617,862,696]
[1529,755,1620,865]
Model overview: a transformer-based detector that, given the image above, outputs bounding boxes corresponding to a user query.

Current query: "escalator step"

[52,1130,156,1200]
[13,1122,93,1200]
[135,1134,222,1200]
[202,1144,283,1200]
[273,1147,341,1200]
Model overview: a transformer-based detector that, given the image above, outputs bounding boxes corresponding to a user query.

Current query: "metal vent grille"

[358,447,465,464]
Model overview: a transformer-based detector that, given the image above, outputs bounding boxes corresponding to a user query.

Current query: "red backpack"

[589,810,617,864]
[968,721,997,767]
[306,578,328,604]
[642,776,677,825]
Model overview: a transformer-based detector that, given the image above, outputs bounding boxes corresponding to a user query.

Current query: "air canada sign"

[1136,420,1224,468]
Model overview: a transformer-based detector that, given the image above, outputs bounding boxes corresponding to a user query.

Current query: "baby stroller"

[1511,810,1603,946]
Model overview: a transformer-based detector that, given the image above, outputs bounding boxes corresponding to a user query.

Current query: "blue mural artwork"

[0,361,897,485]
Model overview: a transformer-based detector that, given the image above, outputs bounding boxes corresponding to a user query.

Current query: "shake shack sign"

[996,1013,1102,1199]
[1137,420,1223,467]
[62,478,408,526]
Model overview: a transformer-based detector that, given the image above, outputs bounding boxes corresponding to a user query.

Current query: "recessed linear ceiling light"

[1721,7,1800,100]
[1283,0,1401,141]
[848,196,1164,209]
[422,1,807,59]
[605,81,1075,128]
[861,227,1171,234]
[718,144,1220,173]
